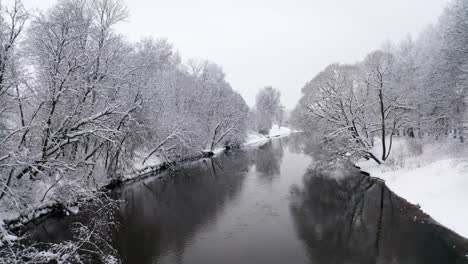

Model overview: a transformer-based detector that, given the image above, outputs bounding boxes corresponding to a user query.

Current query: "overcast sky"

[18,0,449,109]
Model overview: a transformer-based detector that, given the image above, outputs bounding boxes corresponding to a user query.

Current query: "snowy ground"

[243,125,296,146]
[357,137,468,239]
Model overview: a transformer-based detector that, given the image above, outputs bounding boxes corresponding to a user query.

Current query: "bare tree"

[254,86,283,134]
[0,0,29,200]
[362,50,408,161]
[298,63,381,163]
[294,54,410,164]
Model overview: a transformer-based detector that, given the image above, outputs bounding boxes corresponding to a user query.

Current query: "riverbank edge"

[4,149,224,233]
[356,165,468,257]
[3,132,292,236]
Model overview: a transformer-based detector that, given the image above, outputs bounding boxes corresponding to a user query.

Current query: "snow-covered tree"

[362,50,409,161]
[422,0,468,140]
[254,86,283,134]
[294,63,382,163]
[0,0,29,200]
[293,51,413,164]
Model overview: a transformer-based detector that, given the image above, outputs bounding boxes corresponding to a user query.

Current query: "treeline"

[0,0,249,210]
[292,0,468,164]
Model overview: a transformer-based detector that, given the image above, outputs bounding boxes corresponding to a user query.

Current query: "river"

[28,135,468,263]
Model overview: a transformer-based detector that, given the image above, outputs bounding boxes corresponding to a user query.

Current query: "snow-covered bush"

[1,196,120,263]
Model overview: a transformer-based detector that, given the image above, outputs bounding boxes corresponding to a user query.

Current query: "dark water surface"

[29,136,468,264]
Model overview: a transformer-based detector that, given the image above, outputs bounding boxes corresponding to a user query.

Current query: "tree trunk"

[379,86,387,161]
[367,152,382,165]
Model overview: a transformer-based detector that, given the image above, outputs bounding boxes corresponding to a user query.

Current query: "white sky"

[18,0,449,108]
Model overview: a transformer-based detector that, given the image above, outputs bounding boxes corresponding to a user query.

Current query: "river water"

[29,135,468,264]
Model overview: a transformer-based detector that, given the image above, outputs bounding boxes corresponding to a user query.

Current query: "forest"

[292,0,468,164]
[0,0,285,255]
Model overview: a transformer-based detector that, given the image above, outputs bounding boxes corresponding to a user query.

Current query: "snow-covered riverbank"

[1,125,297,238]
[357,137,468,239]
[243,125,296,146]
[130,125,296,179]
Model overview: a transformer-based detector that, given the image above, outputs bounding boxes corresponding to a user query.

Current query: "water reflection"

[286,133,304,154]
[290,165,468,264]
[114,151,253,263]
[254,140,284,182]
